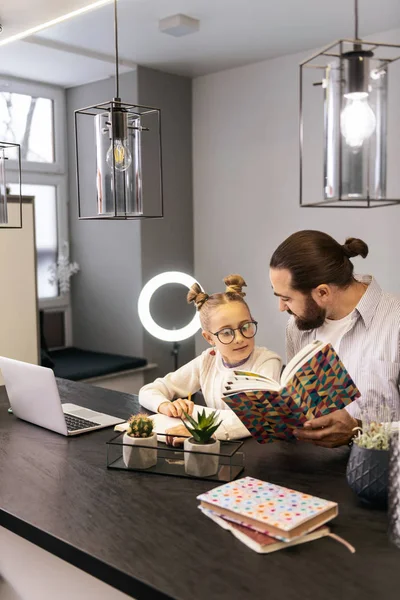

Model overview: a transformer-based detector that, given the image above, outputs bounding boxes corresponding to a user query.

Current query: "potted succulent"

[182,409,222,477]
[122,413,157,470]
[346,421,391,508]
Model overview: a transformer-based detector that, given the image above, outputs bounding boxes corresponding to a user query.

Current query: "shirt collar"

[353,274,383,329]
[217,349,254,370]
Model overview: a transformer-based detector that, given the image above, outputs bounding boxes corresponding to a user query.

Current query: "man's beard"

[287,294,326,331]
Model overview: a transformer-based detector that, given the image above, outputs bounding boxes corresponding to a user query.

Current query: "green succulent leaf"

[182,410,200,430]
[181,409,221,443]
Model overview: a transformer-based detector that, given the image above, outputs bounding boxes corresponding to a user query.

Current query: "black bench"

[47,347,147,382]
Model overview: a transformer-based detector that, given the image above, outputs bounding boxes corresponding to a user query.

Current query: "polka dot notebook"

[197,476,338,542]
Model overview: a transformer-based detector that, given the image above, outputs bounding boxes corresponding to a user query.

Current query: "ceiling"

[1,0,400,87]
[0,0,113,42]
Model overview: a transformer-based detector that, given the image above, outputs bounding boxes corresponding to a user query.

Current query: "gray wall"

[66,71,144,358]
[193,27,400,361]
[137,66,195,379]
[67,66,195,377]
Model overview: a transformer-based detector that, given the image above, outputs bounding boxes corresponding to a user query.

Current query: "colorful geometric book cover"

[223,343,360,444]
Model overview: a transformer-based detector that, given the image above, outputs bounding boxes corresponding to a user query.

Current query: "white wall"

[193,28,400,360]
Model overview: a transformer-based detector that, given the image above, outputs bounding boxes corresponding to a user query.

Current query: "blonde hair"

[187,274,249,329]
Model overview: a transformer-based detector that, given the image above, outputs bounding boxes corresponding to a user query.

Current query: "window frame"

[0,76,66,175]
[3,76,71,342]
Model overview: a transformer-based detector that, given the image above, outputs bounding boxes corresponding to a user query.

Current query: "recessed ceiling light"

[0,0,113,47]
[159,14,200,38]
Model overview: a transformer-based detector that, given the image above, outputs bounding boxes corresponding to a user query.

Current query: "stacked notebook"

[197,477,354,554]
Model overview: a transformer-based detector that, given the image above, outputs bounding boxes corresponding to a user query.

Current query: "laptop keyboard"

[64,413,101,432]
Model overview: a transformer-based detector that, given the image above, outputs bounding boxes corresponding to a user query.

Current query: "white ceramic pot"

[184,437,220,477]
[122,432,157,469]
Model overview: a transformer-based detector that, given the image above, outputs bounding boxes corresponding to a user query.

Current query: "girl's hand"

[165,424,190,447]
[158,398,194,418]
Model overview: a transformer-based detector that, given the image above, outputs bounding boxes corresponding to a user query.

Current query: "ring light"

[138,271,202,342]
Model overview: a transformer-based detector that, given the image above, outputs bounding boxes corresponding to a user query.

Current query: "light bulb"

[340,93,376,149]
[106,139,132,172]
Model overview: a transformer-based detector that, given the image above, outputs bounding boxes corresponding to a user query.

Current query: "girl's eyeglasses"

[210,321,258,345]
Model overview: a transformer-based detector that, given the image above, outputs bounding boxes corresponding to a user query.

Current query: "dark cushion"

[41,348,55,369]
[48,347,147,381]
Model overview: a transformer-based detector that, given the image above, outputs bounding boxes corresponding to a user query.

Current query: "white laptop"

[0,356,125,436]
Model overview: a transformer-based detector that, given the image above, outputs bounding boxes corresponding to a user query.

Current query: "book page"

[223,370,281,394]
[233,370,278,382]
[224,376,281,394]
[280,340,325,386]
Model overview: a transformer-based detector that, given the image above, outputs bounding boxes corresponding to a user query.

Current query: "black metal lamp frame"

[299,0,400,208]
[74,99,164,220]
[74,0,163,220]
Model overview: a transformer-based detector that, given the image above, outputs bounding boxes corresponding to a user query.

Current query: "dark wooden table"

[1,379,399,600]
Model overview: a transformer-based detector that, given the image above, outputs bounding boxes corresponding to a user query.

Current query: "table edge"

[0,508,174,600]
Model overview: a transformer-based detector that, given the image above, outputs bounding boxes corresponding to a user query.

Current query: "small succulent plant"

[181,409,222,444]
[353,400,394,451]
[127,413,154,438]
[353,421,392,451]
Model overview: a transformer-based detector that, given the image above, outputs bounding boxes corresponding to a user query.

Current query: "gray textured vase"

[346,443,389,508]
[388,432,400,547]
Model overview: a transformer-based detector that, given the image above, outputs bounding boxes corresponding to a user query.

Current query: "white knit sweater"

[139,346,282,440]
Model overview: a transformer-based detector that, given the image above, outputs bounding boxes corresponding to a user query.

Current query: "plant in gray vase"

[346,409,391,508]
[182,409,222,478]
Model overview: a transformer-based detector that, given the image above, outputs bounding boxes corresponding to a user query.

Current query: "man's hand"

[293,409,359,448]
[165,424,190,447]
[158,398,194,418]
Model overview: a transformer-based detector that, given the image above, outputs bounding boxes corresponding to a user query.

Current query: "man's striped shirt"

[286,275,400,421]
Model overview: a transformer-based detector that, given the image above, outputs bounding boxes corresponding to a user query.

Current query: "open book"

[223,341,360,443]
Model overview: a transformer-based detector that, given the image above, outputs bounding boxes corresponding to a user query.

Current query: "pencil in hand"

[186,393,194,415]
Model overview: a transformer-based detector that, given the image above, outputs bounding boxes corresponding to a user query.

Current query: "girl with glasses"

[139,275,281,444]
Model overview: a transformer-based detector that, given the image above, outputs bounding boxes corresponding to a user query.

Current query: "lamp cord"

[114,0,120,99]
[354,0,359,41]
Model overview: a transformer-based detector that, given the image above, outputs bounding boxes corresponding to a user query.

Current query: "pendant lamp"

[74,0,163,219]
[299,0,400,208]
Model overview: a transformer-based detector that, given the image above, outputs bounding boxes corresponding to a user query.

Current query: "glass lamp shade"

[75,99,163,220]
[300,39,400,208]
[0,142,22,229]
[94,110,142,217]
[0,147,7,225]
[323,59,387,202]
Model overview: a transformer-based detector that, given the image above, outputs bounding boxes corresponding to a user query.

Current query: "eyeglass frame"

[209,321,258,345]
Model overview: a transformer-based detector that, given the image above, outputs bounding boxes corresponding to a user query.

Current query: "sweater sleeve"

[139,354,203,413]
[254,356,282,381]
[214,409,252,441]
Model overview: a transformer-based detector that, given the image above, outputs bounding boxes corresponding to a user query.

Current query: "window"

[8,183,58,299]
[0,92,54,163]
[2,77,70,340]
